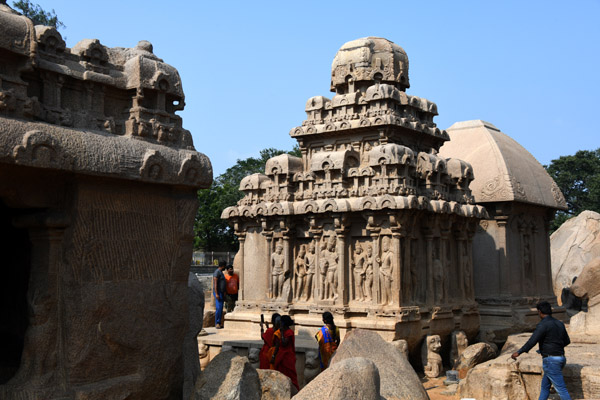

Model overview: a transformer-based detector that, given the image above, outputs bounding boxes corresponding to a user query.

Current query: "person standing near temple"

[259,313,280,369]
[315,311,340,370]
[224,265,239,313]
[270,315,299,391]
[212,260,227,329]
[511,301,572,400]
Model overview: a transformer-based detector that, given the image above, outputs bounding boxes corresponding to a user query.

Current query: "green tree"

[194,146,301,251]
[12,0,65,29]
[545,148,600,232]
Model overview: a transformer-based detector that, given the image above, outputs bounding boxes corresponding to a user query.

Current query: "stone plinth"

[0,4,212,399]
[222,37,485,352]
[439,120,567,341]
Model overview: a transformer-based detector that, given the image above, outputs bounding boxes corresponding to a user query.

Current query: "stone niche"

[0,4,211,400]
[439,120,567,341]
[222,37,487,351]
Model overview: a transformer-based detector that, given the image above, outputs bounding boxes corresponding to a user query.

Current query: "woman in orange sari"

[270,315,299,390]
[259,313,280,369]
[315,311,340,370]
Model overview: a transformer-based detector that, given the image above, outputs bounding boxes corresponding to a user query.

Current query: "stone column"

[372,233,381,305]
[237,232,246,301]
[496,217,510,298]
[264,230,274,300]
[403,235,412,304]
[392,231,402,307]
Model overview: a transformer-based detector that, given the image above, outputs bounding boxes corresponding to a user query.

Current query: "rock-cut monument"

[222,37,487,346]
[0,3,211,399]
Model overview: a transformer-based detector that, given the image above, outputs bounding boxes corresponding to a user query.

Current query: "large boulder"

[460,333,598,400]
[194,351,260,400]
[551,210,600,302]
[330,329,429,400]
[292,357,380,400]
[258,369,295,400]
[456,342,496,379]
[569,258,600,334]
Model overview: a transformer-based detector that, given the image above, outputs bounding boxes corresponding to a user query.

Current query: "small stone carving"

[295,244,307,300]
[391,339,409,359]
[351,243,366,301]
[304,241,317,301]
[304,350,320,385]
[421,334,442,378]
[270,241,285,299]
[450,330,468,368]
[248,347,260,370]
[379,236,393,305]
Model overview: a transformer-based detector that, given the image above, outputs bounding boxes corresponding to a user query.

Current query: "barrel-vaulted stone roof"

[439,120,567,210]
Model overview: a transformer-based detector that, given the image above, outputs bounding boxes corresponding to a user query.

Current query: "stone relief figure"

[351,243,366,301]
[450,330,468,368]
[304,241,316,301]
[433,243,444,303]
[319,238,329,300]
[295,244,307,300]
[325,236,339,300]
[271,242,285,299]
[364,244,374,302]
[421,334,442,378]
[461,241,473,299]
[379,236,394,305]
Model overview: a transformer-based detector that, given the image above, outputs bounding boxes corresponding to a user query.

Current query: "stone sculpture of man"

[304,241,316,301]
[295,244,307,300]
[271,243,285,299]
[379,236,393,305]
[319,238,329,300]
[326,236,339,300]
[351,243,366,301]
[364,244,374,302]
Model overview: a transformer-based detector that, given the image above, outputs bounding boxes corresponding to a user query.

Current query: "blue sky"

[29,0,600,177]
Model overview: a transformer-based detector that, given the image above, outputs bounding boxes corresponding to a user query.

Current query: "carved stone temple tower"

[222,37,487,346]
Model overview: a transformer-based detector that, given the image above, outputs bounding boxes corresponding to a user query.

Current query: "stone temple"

[0,3,211,399]
[222,37,488,348]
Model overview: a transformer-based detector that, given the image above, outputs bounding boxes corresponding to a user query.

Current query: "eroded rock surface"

[456,342,496,379]
[258,369,295,400]
[330,329,429,400]
[194,351,260,400]
[292,357,380,400]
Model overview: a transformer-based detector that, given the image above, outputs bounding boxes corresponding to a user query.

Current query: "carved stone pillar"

[334,214,348,306]
[496,217,509,298]
[237,232,246,301]
[425,234,434,305]
[264,228,274,299]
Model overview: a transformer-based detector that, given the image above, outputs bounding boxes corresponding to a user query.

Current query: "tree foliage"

[545,148,600,231]
[12,0,65,29]
[194,146,301,251]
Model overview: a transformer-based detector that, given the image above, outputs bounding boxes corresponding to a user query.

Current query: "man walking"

[511,301,571,400]
[212,260,227,329]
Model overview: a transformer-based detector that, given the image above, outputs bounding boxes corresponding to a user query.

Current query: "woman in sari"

[315,311,340,370]
[259,313,280,369]
[270,315,299,390]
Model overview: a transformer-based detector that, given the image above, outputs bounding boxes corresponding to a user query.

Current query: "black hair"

[536,301,552,315]
[271,313,281,325]
[226,265,234,270]
[323,311,335,328]
[219,260,227,267]
[280,315,295,328]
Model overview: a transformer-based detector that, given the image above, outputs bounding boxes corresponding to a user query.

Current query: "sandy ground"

[422,375,460,400]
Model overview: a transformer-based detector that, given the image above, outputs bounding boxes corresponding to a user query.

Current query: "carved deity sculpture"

[364,244,374,302]
[304,241,316,301]
[379,236,394,305]
[351,243,366,301]
[295,244,307,300]
[450,330,468,368]
[271,242,285,299]
[325,236,339,300]
[421,334,442,378]
[319,238,329,300]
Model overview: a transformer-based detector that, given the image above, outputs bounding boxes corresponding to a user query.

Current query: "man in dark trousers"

[511,301,571,400]
[212,260,227,329]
